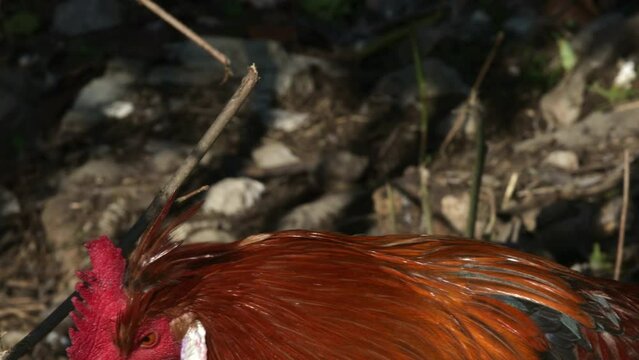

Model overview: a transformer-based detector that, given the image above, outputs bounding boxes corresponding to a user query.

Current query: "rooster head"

[66,236,189,360]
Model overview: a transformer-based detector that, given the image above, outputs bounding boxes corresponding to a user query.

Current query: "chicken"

[67,202,639,360]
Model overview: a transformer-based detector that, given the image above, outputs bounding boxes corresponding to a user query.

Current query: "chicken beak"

[180,320,207,360]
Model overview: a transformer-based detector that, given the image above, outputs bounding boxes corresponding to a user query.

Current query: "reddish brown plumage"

[69,204,639,359]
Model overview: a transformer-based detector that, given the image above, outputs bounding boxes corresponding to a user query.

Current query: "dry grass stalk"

[614,150,631,280]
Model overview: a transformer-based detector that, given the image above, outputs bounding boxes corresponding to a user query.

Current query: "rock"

[187,229,235,244]
[372,58,468,108]
[441,193,470,234]
[203,177,265,216]
[59,70,134,135]
[1,330,27,349]
[53,0,121,35]
[274,54,342,100]
[598,197,623,236]
[252,141,300,169]
[543,150,579,171]
[371,184,420,234]
[171,220,235,244]
[521,209,540,232]
[539,74,585,128]
[516,107,639,152]
[613,59,636,88]
[504,14,538,39]
[152,149,184,174]
[262,109,311,132]
[0,187,20,217]
[102,100,134,119]
[278,192,355,230]
[440,192,489,236]
[320,150,368,185]
[63,159,124,188]
[96,197,129,236]
[144,140,189,173]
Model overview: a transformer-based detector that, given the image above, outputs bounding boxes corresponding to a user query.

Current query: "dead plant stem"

[137,0,233,82]
[614,150,631,281]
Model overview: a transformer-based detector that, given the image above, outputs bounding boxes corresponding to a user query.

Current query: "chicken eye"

[139,332,159,348]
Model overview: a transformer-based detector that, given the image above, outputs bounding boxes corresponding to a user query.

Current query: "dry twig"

[502,165,625,214]
[385,183,398,233]
[614,150,631,281]
[441,32,503,152]
[465,32,504,238]
[137,0,233,82]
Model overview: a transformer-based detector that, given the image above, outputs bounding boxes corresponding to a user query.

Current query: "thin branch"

[410,28,433,234]
[614,150,631,281]
[502,164,625,214]
[385,183,398,234]
[441,32,503,152]
[466,113,486,238]
[137,0,233,82]
[464,32,504,238]
[501,172,519,210]
[176,185,210,203]
[5,66,259,360]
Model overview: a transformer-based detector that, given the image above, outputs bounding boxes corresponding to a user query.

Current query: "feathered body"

[68,205,639,360]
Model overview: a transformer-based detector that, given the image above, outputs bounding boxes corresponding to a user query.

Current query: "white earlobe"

[180,320,207,360]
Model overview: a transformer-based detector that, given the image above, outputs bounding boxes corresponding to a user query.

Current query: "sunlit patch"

[180,320,207,360]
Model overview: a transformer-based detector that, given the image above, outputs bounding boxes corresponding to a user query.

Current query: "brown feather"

[116,228,639,359]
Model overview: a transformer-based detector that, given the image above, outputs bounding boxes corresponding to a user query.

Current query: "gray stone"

[60,71,134,134]
[517,107,639,152]
[372,58,468,107]
[63,158,124,188]
[152,149,184,174]
[171,220,235,244]
[440,193,470,234]
[203,177,265,216]
[274,54,342,100]
[540,74,585,128]
[263,109,311,132]
[0,187,20,217]
[278,192,355,230]
[252,141,300,169]
[53,0,121,35]
[102,100,134,119]
[321,150,368,184]
[598,197,623,236]
[543,150,579,171]
[1,330,27,350]
[504,15,538,38]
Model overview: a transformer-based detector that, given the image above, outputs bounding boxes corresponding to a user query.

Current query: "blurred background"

[1,0,639,357]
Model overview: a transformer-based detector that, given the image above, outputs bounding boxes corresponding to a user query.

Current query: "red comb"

[67,236,127,359]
